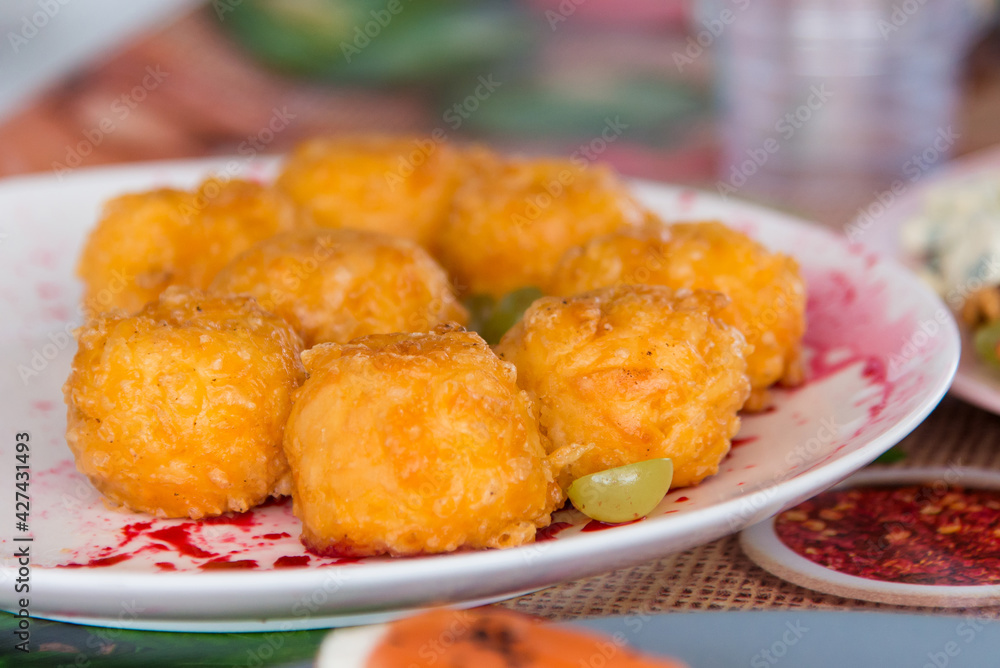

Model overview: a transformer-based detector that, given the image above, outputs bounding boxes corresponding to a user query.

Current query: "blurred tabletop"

[4,0,1000,638]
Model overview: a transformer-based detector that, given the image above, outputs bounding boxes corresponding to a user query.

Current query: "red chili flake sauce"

[775,485,1000,585]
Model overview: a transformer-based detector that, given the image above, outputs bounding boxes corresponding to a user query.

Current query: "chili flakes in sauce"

[774,484,1000,586]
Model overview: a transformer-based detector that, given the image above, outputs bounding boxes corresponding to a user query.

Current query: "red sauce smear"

[674,496,690,503]
[155,562,177,571]
[274,555,311,568]
[120,520,154,547]
[581,519,642,532]
[776,484,1000,585]
[535,522,572,542]
[199,558,258,570]
[326,557,363,566]
[146,525,217,559]
[202,511,258,527]
[731,436,759,448]
[59,554,131,568]
[260,532,291,540]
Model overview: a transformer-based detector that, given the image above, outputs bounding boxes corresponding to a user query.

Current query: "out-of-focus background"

[1,0,999,226]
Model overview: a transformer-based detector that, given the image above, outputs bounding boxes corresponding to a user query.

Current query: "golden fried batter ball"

[63,287,305,519]
[433,156,645,297]
[495,285,751,489]
[282,324,564,557]
[210,229,467,347]
[77,178,302,315]
[549,221,805,411]
[275,135,462,246]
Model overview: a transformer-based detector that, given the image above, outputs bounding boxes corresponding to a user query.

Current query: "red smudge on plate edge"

[274,555,311,568]
[536,522,573,542]
[581,519,643,532]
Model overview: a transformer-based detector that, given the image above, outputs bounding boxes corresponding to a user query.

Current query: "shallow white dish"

[860,144,1000,415]
[0,157,959,631]
[740,466,1000,607]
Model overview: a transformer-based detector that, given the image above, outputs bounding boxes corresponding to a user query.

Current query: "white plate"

[860,144,1000,415]
[0,158,959,632]
[740,467,1000,606]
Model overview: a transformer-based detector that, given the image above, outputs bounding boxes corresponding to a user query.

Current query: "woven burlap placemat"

[498,396,1000,619]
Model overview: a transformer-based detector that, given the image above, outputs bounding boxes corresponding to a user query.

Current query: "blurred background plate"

[860,144,1000,415]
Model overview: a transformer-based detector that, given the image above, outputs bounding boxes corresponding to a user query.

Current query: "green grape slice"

[567,458,674,524]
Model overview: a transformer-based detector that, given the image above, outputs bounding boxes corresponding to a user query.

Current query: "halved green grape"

[567,458,673,524]
[974,319,1000,369]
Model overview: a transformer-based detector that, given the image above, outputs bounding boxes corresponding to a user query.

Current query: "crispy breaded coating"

[210,228,467,347]
[549,221,805,411]
[275,136,462,245]
[282,325,564,557]
[63,288,305,518]
[76,178,302,315]
[495,285,751,489]
[433,156,644,297]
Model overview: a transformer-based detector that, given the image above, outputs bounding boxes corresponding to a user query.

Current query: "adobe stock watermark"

[919,616,996,668]
[884,253,1000,380]
[51,65,169,179]
[750,620,810,667]
[511,116,629,229]
[876,0,929,39]
[844,125,960,244]
[383,75,503,190]
[716,84,833,199]
[886,307,952,382]
[726,415,843,532]
[178,105,296,220]
[545,0,588,31]
[7,0,72,54]
[17,267,134,385]
[340,0,413,63]
[673,0,752,72]
[212,0,247,20]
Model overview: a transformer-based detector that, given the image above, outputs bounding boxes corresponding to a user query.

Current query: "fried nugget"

[330,609,689,668]
[77,178,302,315]
[495,285,751,489]
[63,288,305,519]
[275,136,462,245]
[549,221,805,411]
[433,156,644,297]
[282,324,563,557]
[210,229,467,347]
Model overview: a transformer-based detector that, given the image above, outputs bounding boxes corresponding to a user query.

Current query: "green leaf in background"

[874,446,907,464]
[450,78,704,142]
[220,0,533,85]
[0,613,324,668]
[463,286,543,345]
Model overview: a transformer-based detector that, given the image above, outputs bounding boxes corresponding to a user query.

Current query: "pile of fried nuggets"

[63,136,806,558]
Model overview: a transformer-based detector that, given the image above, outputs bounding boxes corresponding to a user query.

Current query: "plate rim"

[0,157,962,628]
